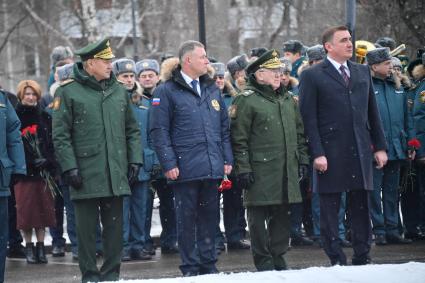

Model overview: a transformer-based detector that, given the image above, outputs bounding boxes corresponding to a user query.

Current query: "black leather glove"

[151,165,162,179]
[237,172,255,190]
[63,168,83,190]
[33,158,48,169]
[127,163,140,186]
[298,164,309,182]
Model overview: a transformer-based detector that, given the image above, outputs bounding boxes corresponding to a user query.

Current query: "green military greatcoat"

[231,76,309,206]
[52,62,142,200]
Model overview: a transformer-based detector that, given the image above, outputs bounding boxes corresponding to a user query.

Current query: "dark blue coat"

[299,59,386,193]
[149,67,233,182]
[0,91,26,196]
[372,77,415,160]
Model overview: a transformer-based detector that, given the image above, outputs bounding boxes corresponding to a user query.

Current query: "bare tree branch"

[19,0,75,49]
[0,15,26,55]
[269,0,291,47]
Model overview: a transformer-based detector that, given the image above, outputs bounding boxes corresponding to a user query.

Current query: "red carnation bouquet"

[218,175,232,192]
[400,138,422,193]
[21,124,60,198]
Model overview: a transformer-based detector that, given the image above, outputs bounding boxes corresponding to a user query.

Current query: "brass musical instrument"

[355,40,376,64]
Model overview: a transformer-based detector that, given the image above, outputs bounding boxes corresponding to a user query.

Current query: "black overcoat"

[299,59,386,193]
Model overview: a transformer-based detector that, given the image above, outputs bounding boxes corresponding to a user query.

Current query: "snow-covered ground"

[111,262,425,283]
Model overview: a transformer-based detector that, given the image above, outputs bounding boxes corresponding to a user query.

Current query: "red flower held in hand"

[218,175,232,192]
[408,138,421,150]
[29,124,38,135]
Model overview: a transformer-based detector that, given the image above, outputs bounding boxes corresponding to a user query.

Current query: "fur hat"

[226,54,249,76]
[112,58,136,75]
[375,37,396,50]
[211,62,226,77]
[136,59,160,76]
[391,57,402,69]
[282,40,303,54]
[279,57,292,73]
[50,46,73,66]
[307,45,326,62]
[16,80,42,101]
[56,63,74,81]
[250,47,268,58]
[366,47,391,65]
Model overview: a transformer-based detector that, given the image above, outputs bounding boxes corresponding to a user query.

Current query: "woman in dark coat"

[14,80,56,264]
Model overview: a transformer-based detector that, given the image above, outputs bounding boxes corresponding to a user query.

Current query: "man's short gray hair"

[178,40,204,63]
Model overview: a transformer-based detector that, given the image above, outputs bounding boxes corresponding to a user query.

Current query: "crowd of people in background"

[1,24,425,283]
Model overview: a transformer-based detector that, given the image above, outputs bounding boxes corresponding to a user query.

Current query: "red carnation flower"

[408,138,421,150]
[218,175,232,192]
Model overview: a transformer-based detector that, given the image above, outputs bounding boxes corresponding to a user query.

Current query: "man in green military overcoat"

[230,49,309,271]
[52,38,142,283]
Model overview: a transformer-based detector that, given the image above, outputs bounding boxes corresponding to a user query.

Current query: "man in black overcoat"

[299,25,388,266]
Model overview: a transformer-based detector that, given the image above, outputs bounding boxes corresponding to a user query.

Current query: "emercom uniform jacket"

[372,76,415,160]
[0,91,26,197]
[149,66,233,182]
[230,76,309,206]
[52,62,142,200]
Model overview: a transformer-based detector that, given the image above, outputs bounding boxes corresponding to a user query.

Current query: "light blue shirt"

[181,70,201,96]
[327,56,350,77]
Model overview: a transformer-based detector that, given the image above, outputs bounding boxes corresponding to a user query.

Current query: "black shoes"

[375,234,387,246]
[352,255,371,266]
[291,236,314,246]
[340,239,352,248]
[143,245,156,256]
[386,234,412,244]
[121,250,132,262]
[35,242,48,264]
[131,249,152,260]
[161,246,179,254]
[52,246,65,257]
[227,240,251,250]
[7,244,26,258]
[24,243,37,264]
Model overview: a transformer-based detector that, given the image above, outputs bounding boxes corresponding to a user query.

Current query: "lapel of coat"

[322,58,348,88]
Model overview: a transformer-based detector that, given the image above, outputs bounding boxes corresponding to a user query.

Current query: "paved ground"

[5,240,425,282]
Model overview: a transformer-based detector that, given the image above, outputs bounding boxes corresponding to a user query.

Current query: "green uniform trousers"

[73,196,123,283]
[247,204,290,271]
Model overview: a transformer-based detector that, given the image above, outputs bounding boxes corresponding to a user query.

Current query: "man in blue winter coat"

[149,40,233,276]
[0,90,26,283]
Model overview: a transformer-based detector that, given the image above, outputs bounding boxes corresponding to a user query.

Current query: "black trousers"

[320,190,371,265]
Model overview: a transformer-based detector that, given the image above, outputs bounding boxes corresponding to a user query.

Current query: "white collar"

[327,56,350,75]
[180,70,198,86]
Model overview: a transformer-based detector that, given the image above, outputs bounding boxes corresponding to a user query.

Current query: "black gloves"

[237,172,255,190]
[127,163,140,186]
[64,168,83,190]
[33,158,48,169]
[298,164,309,182]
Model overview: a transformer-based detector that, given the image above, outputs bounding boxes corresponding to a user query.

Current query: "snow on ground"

[110,262,425,283]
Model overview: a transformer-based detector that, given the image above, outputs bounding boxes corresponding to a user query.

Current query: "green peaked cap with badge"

[245,49,282,75]
[75,38,116,61]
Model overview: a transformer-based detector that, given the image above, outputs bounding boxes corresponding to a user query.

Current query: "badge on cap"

[211,99,220,111]
[125,63,133,70]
